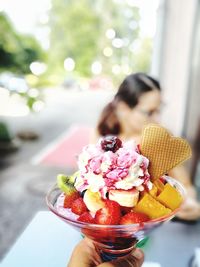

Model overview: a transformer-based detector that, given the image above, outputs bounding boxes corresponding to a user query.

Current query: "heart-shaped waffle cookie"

[140,124,192,180]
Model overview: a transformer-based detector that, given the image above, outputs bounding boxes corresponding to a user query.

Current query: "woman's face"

[126,90,162,135]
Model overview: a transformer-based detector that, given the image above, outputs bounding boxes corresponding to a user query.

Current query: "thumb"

[98,248,144,267]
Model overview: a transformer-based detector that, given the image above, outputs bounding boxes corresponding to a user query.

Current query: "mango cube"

[153,179,165,194]
[134,193,172,219]
[149,184,158,197]
[157,183,182,210]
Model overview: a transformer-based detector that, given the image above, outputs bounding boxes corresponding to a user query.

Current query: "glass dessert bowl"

[46,175,185,261]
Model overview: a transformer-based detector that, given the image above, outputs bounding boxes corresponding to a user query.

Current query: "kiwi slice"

[57,174,77,195]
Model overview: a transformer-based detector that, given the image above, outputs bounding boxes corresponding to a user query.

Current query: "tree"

[48,0,101,76]
[48,0,153,82]
[0,12,45,74]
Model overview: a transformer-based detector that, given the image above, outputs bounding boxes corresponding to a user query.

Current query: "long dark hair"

[97,73,161,136]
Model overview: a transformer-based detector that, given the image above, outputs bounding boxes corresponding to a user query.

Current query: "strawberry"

[71,197,88,215]
[121,206,133,215]
[120,212,150,225]
[63,191,80,208]
[159,177,166,184]
[78,212,95,223]
[95,200,121,225]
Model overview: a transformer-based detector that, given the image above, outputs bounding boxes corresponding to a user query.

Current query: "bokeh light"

[91,61,102,75]
[105,28,116,39]
[103,47,113,57]
[30,62,47,76]
[64,58,76,72]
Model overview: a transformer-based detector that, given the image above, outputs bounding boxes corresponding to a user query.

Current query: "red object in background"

[89,76,113,91]
[33,125,92,168]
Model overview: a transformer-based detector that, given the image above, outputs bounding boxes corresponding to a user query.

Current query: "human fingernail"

[132,248,144,259]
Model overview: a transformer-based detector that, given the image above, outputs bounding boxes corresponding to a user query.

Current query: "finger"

[124,248,144,267]
[68,238,101,267]
[177,213,200,221]
[179,201,200,212]
[98,248,144,267]
[177,208,200,221]
[83,238,102,264]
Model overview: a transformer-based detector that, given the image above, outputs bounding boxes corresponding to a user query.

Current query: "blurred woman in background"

[93,72,200,221]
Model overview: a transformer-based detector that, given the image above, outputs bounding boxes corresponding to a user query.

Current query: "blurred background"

[0,0,200,261]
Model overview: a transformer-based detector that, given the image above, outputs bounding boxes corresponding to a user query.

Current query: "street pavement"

[0,88,113,260]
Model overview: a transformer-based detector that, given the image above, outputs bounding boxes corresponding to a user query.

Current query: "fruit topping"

[149,184,158,197]
[83,190,105,213]
[63,191,80,208]
[154,179,165,194]
[156,183,182,210]
[101,136,122,153]
[71,197,88,215]
[120,211,150,224]
[134,193,171,219]
[94,200,121,225]
[57,174,77,195]
[78,212,95,223]
[109,189,139,207]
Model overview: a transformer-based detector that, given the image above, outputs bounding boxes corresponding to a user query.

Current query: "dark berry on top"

[101,136,122,153]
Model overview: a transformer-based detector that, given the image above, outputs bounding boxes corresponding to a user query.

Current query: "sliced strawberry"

[71,197,88,215]
[159,177,166,184]
[95,200,121,225]
[63,191,80,208]
[78,212,95,223]
[121,206,133,215]
[120,212,150,225]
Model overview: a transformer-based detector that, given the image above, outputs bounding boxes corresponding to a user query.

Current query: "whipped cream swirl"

[75,139,152,198]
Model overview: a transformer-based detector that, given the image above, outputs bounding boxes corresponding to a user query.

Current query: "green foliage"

[0,12,45,74]
[132,38,153,73]
[48,0,151,81]
[0,1,153,85]
[0,122,12,141]
[49,0,101,76]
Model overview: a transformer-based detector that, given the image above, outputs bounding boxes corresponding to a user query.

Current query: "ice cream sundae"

[55,126,189,225]
[46,124,192,260]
